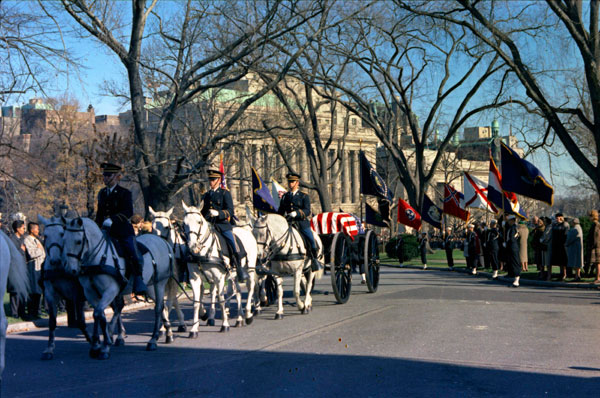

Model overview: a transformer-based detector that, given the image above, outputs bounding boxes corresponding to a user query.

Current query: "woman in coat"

[419,232,428,270]
[565,218,584,281]
[587,210,600,283]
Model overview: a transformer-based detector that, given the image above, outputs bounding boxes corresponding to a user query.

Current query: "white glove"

[102,218,113,229]
[502,242,506,248]
[209,209,219,217]
[289,211,298,218]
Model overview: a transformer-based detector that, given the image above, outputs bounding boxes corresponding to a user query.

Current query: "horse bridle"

[183,211,214,251]
[254,222,291,262]
[44,222,65,254]
[152,215,173,240]
[64,225,90,263]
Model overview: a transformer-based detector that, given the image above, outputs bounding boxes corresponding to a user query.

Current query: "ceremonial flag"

[251,167,278,213]
[219,154,227,190]
[360,151,393,201]
[421,194,442,229]
[462,172,497,213]
[397,198,422,230]
[311,212,359,240]
[488,156,527,218]
[500,142,554,205]
[443,184,470,221]
[271,178,286,208]
[365,202,389,227]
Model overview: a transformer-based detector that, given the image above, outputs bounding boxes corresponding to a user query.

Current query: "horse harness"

[255,221,306,266]
[184,210,229,273]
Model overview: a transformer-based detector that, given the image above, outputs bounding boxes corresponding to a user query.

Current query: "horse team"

[3,201,325,363]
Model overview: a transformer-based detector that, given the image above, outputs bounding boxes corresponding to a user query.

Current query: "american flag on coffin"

[311,212,359,240]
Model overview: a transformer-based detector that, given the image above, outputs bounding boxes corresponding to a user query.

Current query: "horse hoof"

[89,348,100,359]
[220,326,230,333]
[274,313,283,320]
[189,332,199,339]
[41,352,53,361]
[146,342,157,351]
[207,319,215,327]
[114,338,125,347]
[200,313,209,321]
[245,316,254,325]
[165,335,174,344]
[158,331,164,339]
[260,300,268,307]
[97,351,110,360]
[302,307,311,314]
[177,325,187,333]
[235,320,244,328]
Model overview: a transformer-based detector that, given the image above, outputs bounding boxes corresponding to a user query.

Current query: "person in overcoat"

[95,162,146,294]
[200,168,248,282]
[395,234,405,266]
[550,213,570,281]
[277,172,321,271]
[586,210,600,283]
[8,220,27,319]
[419,232,428,270]
[565,218,584,281]
[464,223,480,275]
[518,221,529,272]
[505,215,521,287]
[530,217,545,278]
[444,227,454,270]
[24,222,45,318]
[541,216,553,281]
[487,219,501,279]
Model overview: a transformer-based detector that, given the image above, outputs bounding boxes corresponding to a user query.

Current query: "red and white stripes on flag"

[311,212,359,240]
[462,172,497,213]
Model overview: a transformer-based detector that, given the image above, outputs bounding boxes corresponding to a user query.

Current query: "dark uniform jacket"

[201,188,235,232]
[95,184,134,239]
[486,228,500,252]
[277,190,312,229]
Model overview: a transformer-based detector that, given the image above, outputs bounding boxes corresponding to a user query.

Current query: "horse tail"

[0,231,30,300]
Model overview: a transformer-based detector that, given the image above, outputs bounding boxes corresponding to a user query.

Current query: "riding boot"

[232,252,249,283]
[124,236,147,295]
[310,246,323,272]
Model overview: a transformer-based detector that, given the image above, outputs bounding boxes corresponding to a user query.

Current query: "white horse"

[0,230,30,382]
[250,213,324,318]
[37,216,92,360]
[149,206,207,339]
[63,217,174,359]
[148,206,187,344]
[181,201,257,332]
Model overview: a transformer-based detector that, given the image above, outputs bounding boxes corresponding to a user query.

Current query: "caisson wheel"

[363,230,380,293]
[330,232,352,304]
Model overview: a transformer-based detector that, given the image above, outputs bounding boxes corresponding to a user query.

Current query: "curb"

[7,301,152,334]
[381,263,600,290]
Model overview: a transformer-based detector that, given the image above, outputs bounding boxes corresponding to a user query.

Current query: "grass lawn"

[379,250,599,283]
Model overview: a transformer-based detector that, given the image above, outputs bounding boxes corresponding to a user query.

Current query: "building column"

[342,150,350,203]
[301,150,309,182]
[331,151,340,205]
[239,147,248,202]
[351,150,359,203]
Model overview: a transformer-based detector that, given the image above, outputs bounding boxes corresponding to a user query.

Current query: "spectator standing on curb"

[551,213,570,281]
[395,234,405,267]
[464,224,480,275]
[23,222,46,319]
[487,220,500,279]
[541,216,553,281]
[9,220,27,319]
[530,217,545,279]
[586,210,600,283]
[518,221,529,272]
[131,214,144,236]
[444,227,454,270]
[505,215,521,287]
[419,232,428,270]
[565,218,584,281]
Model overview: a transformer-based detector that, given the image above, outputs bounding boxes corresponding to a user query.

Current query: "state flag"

[397,198,422,230]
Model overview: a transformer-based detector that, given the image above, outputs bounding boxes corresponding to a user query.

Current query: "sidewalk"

[381,262,600,290]
[7,300,152,334]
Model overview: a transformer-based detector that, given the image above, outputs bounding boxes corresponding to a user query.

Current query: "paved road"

[4,267,600,397]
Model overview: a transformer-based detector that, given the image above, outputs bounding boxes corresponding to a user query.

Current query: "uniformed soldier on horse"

[95,162,146,295]
[200,168,249,282]
[277,172,322,271]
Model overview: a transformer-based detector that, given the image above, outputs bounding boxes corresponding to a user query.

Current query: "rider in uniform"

[277,172,322,271]
[200,168,249,282]
[95,162,146,295]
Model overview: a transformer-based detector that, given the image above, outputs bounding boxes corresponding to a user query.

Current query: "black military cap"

[555,212,564,217]
[100,162,122,174]
[207,169,223,178]
[286,172,301,182]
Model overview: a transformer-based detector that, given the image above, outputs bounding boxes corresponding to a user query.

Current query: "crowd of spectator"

[1,209,156,321]
[401,210,600,287]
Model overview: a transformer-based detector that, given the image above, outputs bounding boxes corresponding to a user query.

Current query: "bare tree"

[400,0,600,200]
[310,2,510,215]
[58,0,324,211]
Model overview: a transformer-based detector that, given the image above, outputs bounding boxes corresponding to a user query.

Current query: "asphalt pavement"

[3,266,600,397]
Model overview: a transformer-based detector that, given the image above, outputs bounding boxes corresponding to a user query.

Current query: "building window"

[351,118,357,126]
